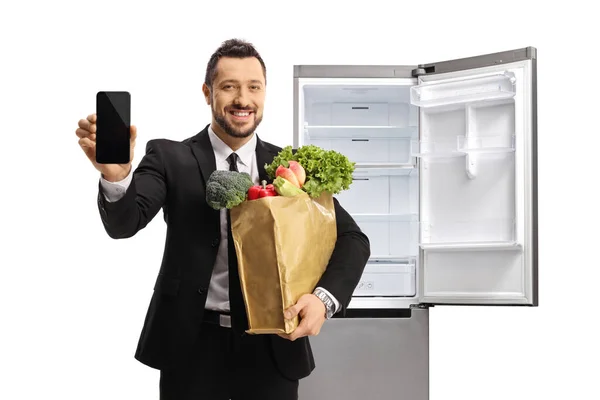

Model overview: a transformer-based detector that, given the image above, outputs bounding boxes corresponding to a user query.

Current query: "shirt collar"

[207,124,257,167]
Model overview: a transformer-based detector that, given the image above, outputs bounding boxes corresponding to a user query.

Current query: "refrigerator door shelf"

[410,71,516,108]
[410,138,463,159]
[411,135,515,159]
[421,249,530,305]
[457,134,516,154]
[420,218,516,247]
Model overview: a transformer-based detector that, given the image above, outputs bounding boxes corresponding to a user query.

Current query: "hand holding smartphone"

[75,91,136,182]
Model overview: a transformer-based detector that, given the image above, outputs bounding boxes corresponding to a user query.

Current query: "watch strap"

[313,288,335,319]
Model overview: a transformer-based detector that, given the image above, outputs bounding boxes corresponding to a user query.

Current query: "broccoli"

[205,170,254,210]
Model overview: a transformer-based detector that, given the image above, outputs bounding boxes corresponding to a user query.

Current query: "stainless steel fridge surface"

[299,308,429,400]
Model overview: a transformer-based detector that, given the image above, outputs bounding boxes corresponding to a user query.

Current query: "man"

[76,38,370,400]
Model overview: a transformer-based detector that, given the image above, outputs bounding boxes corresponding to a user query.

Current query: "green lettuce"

[265,145,355,198]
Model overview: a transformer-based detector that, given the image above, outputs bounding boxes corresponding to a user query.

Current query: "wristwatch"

[313,288,335,319]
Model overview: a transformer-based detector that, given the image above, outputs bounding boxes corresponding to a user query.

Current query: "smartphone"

[96,91,131,164]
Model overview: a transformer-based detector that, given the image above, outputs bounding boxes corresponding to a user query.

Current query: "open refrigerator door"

[412,47,538,306]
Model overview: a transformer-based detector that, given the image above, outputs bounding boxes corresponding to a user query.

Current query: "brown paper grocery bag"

[229,192,337,335]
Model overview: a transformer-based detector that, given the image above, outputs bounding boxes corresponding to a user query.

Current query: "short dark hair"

[204,38,266,90]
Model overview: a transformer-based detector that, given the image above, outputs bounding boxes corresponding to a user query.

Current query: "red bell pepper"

[248,184,261,200]
[258,180,277,198]
[248,180,277,200]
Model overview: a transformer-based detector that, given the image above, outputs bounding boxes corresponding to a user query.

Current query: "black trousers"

[159,315,299,400]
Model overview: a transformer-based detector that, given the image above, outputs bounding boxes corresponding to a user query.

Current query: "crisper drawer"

[335,169,418,215]
[353,263,416,297]
[331,103,389,126]
[352,215,418,259]
[307,137,412,164]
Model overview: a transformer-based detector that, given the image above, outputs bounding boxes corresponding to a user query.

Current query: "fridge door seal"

[413,47,538,307]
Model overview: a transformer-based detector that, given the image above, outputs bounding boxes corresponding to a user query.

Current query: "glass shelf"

[353,213,418,222]
[353,163,416,176]
[304,125,417,139]
[410,72,517,108]
[410,139,464,159]
[303,132,416,165]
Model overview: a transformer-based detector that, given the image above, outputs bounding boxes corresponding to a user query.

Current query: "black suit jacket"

[97,124,370,380]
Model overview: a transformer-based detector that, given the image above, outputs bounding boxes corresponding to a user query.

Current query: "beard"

[212,102,263,139]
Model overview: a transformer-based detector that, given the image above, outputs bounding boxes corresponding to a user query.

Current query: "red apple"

[275,165,300,188]
[287,161,306,186]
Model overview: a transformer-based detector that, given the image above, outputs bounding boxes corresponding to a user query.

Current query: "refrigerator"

[294,47,538,400]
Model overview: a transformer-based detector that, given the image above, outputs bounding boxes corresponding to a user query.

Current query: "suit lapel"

[190,124,216,186]
[191,124,277,185]
[255,135,277,183]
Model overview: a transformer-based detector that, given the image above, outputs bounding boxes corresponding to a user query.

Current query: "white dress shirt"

[99,126,340,316]
[204,126,259,312]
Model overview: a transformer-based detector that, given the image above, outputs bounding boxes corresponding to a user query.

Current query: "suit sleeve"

[315,197,370,316]
[97,139,167,239]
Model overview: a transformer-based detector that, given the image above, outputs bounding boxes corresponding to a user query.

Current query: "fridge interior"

[299,79,420,306]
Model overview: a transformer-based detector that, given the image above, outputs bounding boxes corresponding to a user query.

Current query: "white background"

[1,0,598,399]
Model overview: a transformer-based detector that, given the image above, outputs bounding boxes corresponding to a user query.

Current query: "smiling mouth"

[228,109,254,121]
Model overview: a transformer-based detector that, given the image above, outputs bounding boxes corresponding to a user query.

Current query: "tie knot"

[227,152,239,171]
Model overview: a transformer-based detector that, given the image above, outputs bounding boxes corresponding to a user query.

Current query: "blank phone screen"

[96,91,130,164]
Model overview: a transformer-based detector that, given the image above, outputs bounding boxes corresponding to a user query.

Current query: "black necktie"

[227,152,239,172]
[226,153,248,334]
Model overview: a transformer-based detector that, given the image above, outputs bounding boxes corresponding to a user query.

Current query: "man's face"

[203,56,265,139]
